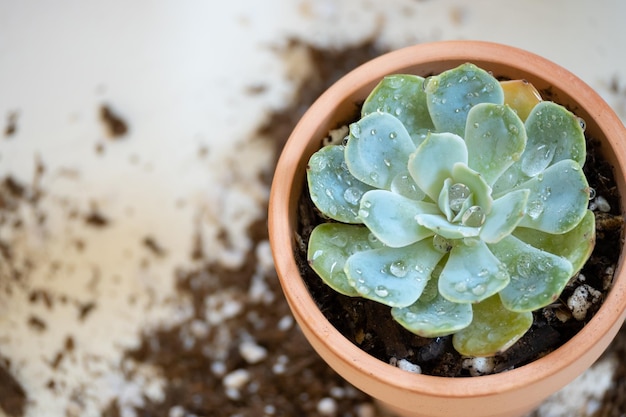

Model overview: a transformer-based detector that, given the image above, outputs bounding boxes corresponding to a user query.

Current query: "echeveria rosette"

[306,63,595,357]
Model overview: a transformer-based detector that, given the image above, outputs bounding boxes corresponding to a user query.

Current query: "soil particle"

[0,357,26,417]
[99,104,128,138]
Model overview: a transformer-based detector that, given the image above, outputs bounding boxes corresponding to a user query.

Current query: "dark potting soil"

[295,93,624,378]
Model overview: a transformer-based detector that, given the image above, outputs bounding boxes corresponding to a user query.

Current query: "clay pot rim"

[269,40,626,399]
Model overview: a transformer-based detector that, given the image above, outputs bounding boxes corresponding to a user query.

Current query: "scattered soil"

[0,356,26,417]
[100,39,390,417]
[99,103,128,138]
[294,78,624,377]
[4,111,19,138]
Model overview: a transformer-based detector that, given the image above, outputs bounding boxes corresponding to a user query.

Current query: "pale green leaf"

[480,189,530,244]
[308,223,384,296]
[362,74,435,146]
[489,235,573,312]
[453,295,533,356]
[513,209,595,275]
[425,63,504,136]
[307,145,374,223]
[408,132,468,201]
[345,112,415,189]
[438,240,510,303]
[392,278,473,337]
[359,190,437,247]
[465,103,527,185]
[345,239,445,307]
[515,159,590,233]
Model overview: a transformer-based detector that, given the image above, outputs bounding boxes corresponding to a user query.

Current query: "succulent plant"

[306,63,595,357]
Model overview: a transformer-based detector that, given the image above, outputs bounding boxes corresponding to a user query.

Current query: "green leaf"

[453,295,533,356]
[308,223,384,296]
[451,163,493,215]
[415,214,480,240]
[489,235,573,312]
[392,278,473,337]
[493,101,587,193]
[515,159,590,234]
[425,63,504,136]
[480,189,529,244]
[362,74,435,146]
[345,112,415,189]
[465,103,527,186]
[345,239,445,308]
[358,190,437,247]
[438,240,510,303]
[513,209,595,275]
[307,145,374,223]
[408,132,468,201]
[521,101,587,176]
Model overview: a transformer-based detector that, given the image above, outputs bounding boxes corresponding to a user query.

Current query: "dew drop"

[526,200,544,220]
[329,234,348,248]
[358,208,369,219]
[461,206,485,227]
[390,261,408,278]
[375,286,389,297]
[386,76,405,89]
[516,254,532,278]
[433,234,452,253]
[588,187,596,200]
[311,250,323,260]
[448,183,471,212]
[389,131,397,140]
[472,284,486,296]
[343,187,363,206]
[369,172,379,182]
[370,129,377,136]
[367,233,379,244]
[383,159,392,168]
[577,117,586,132]
[454,282,468,293]
[521,143,556,177]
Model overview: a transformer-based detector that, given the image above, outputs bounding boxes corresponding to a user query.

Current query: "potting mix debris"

[1,3,626,417]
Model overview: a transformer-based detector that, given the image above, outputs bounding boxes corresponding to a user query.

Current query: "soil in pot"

[294,71,625,378]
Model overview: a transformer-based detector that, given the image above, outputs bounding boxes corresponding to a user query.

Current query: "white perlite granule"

[397,358,422,374]
[317,397,338,416]
[238,340,268,364]
[567,284,602,321]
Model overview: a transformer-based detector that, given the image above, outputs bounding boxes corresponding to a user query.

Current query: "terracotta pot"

[268,40,626,417]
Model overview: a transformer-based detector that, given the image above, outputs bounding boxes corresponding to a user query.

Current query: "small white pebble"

[223,369,250,391]
[567,284,602,321]
[317,397,338,416]
[263,404,276,415]
[462,356,495,376]
[211,361,227,376]
[595,195,611,212]
[329,386,345,399]
[272,355,288,374]
[397,358,422,374]
[168,405,185,417]
[277,315,293,331]
[239,340,268,364]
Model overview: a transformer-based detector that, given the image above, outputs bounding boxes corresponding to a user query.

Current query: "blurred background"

[1,1,625,416]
